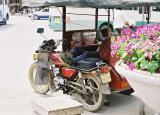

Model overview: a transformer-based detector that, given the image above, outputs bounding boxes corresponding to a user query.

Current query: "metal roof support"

[147,5,150,24]
[95,8,98,38]
[62,6,66,51]
[107,9,111,62]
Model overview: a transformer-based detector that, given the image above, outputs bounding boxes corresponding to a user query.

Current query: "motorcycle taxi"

[27,2,139,112]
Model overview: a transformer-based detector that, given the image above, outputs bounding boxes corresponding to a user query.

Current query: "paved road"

[0,16,145,115]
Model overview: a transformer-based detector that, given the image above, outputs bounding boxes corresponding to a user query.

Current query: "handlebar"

[55,39,63,48]
[39,39,63,52]
[40,39,55,49]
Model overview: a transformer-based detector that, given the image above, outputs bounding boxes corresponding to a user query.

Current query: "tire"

[3,20,7,25]
[120,88,134,95]
[98,23,113,41]
[33,15,39,20]
[28,63,49,94]
[3,14,9,25]
[75,74,105,112]
[2,18,7,25]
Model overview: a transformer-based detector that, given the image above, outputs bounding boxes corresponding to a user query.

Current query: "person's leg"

[71,52,88,64]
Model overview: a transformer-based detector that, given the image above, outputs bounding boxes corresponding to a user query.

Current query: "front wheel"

[33,15,39,20]
[28,63,49,94]
[75,74,105,112]
[2,18,7,25]
[3,20,7,25]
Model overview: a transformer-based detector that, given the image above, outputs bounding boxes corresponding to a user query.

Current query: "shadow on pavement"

[84,93,145,115]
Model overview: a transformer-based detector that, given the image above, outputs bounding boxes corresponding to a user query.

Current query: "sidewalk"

[32,92,146,115]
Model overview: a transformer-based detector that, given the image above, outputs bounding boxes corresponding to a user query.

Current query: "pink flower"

[145,52,153,60]
[111,50,117,57]
[119,36,127,42]
[131,33,137,38]
[126,44,132,51]
[153,44,159,51]
[111,43,120,50]
[127,51,133,55]
[150,32,155,38]
[121,28,132,35]
[127,62,136,70]
[148,52,153,60]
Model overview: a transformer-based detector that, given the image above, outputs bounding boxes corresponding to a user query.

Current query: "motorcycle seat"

[76,58,102,70]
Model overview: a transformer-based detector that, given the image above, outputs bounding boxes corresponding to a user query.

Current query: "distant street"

[0,15,145,115]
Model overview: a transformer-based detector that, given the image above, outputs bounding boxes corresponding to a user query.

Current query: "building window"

[152,6,160,11]
[139,6,149,14]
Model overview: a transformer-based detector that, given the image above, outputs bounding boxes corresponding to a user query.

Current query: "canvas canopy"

[22,0,160,8]
[22,0,46,7]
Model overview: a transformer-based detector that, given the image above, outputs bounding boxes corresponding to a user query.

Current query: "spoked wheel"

[75,74,105,112]
[28,63,49,94]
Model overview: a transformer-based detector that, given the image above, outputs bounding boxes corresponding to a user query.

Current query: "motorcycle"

[28,28,112,112]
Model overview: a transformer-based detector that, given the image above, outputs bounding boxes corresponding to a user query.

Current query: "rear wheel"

[75,74,105,112]
[28,63,49,94]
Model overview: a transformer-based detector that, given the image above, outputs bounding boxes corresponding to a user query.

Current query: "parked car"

[29,7,54,20]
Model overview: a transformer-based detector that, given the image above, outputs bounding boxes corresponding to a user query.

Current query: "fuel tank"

[51,53,66,66]
[62,67,77,79]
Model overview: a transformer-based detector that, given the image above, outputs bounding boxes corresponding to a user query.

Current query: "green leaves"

[112,24,160,73]
[147,61,159,73]
[140,60,148,69]
[140,60,159,73]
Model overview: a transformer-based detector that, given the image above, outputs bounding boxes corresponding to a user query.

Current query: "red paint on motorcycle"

[51,53,66,66]
[62,67,77,79]
[100,66,112,73]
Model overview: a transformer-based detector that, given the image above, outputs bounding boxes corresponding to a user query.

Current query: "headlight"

[33,53,39,60]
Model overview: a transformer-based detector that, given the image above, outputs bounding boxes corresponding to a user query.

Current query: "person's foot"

[104,100,110,106]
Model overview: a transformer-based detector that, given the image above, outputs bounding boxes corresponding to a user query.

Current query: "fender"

[96,75,111,94]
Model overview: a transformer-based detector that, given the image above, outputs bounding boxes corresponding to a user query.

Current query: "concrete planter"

[115,61,160,113]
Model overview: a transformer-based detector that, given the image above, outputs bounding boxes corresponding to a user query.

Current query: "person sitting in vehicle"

[56,47,86,67]
[69,40,88,65]
[69,32,99,65]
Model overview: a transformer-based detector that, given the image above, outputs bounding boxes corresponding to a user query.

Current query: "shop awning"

[22,0,160,8]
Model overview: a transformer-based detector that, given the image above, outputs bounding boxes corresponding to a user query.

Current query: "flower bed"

[112,24,160,73]
[112,24,160,113]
